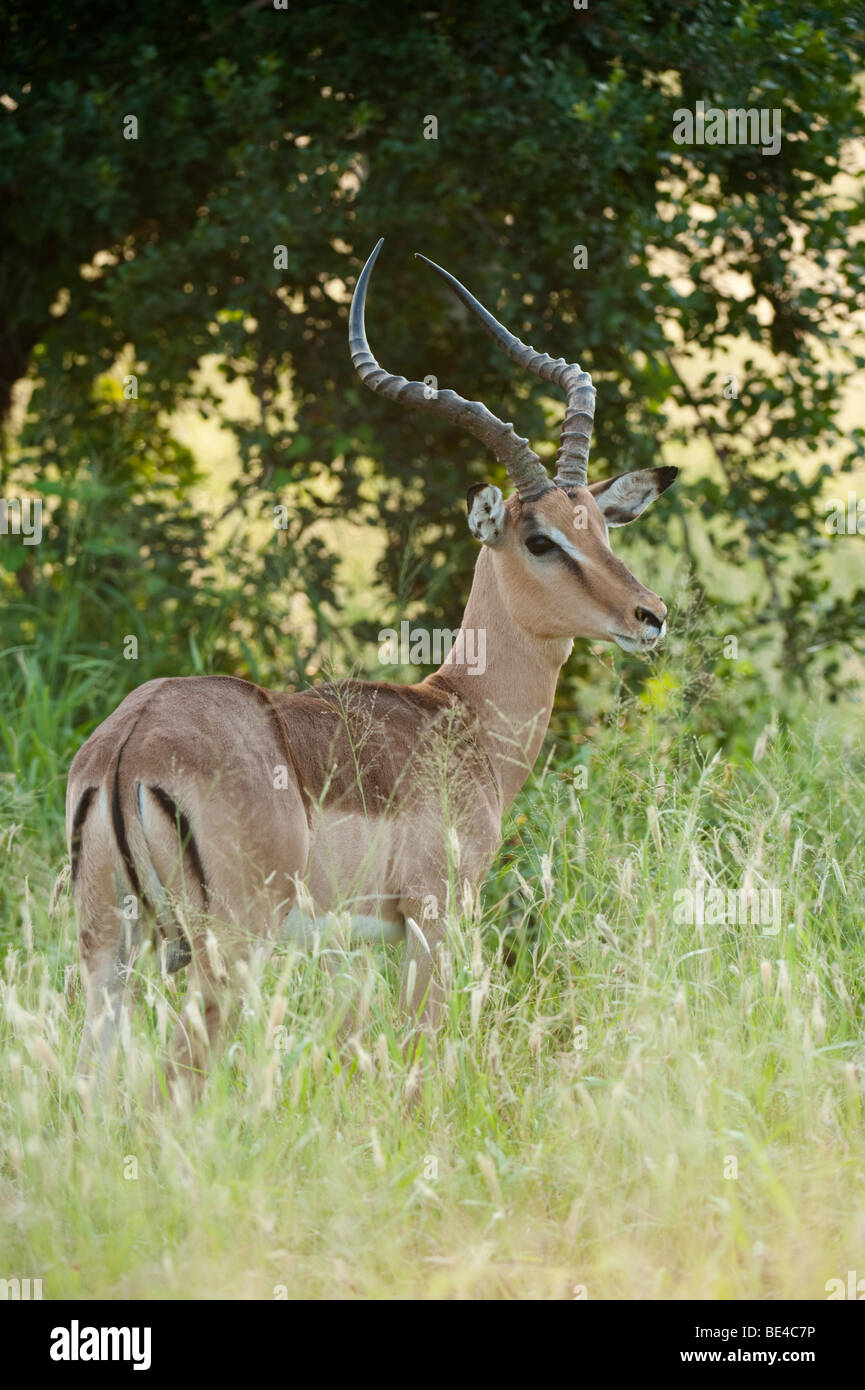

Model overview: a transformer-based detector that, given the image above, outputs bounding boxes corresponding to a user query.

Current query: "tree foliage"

[1,0,864,721]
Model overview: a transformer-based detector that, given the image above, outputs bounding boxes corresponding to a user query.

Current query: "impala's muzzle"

[612,597,668,653]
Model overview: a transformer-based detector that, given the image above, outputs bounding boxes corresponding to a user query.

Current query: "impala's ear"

[589,465,678,527]
[466,483,507,547]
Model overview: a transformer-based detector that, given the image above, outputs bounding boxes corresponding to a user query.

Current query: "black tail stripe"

[70,786,96,882]
[112,726,151,913]
[147,785,210,909]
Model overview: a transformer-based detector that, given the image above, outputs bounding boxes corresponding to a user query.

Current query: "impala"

[67,239,677,1098]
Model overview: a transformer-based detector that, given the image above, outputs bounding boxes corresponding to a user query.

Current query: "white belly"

[281,906,405,947]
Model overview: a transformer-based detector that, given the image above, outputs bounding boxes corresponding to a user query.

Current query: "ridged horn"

[349,239,553,502]
[415,252,595,488]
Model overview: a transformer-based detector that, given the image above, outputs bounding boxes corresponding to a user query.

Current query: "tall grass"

[0,631,863,1299]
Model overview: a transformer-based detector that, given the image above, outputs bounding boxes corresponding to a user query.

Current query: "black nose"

[635,605,663,631]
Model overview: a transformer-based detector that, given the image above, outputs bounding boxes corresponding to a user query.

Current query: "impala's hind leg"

[164,927,236,1105]
[142,785,309,1105]
[398,895,447,1059]
[164,907,287,1105]
[74,814,138,1081]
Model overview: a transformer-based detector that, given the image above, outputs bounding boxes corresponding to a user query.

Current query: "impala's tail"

[70,744,209,986]
[69,753,212,1075]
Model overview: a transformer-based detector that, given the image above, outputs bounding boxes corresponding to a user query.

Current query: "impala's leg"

[145,783,309,1104]
[164,925,240,1106]
[398,895,448,1056]
[73,803,138,1081]
[77,924,133,1078]
[164,901,288,1105]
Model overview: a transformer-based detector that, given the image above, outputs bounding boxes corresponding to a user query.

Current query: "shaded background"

[1,0,864,760]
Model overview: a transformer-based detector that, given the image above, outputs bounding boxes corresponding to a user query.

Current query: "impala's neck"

[425,546,572,810]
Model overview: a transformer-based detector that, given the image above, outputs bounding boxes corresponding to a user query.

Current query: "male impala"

[67,239,676,1098]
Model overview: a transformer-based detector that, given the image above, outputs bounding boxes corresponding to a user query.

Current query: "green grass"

[0,633,863,1300]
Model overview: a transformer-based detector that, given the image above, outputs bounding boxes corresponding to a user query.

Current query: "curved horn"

[349,239,553,502]
[415,253,595,489]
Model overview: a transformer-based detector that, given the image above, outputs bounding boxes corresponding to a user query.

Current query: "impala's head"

[350,239,677,654]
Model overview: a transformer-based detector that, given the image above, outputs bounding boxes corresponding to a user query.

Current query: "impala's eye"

[525,534,556,556]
